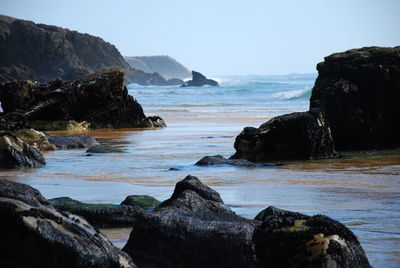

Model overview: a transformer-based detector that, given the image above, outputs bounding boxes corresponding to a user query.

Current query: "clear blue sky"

[1,0,399,75]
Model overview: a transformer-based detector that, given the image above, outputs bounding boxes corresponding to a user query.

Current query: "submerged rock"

[181,71,219,87]
[45,133,99,149]
[310,46,400,151]
[49,197,143,228]
[123,175,258,268]
[86,145,126,154]
[121,195,161,210]
[253,206,371,268]
[0,179,136,268]
[0,67,165,130]
[195,155,281,167]
[231,109,337,161]
[0,132,45,168]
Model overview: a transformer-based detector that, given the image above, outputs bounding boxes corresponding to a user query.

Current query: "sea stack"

[181,71,219,87]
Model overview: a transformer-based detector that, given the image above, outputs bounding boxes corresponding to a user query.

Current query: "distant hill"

[125,56,191,80]
[0,15,182,85]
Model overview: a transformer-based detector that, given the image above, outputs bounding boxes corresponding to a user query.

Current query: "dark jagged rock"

[310,46,400,151]
[0,180,136,268]
[0,67,165,129]
[0,14,181,86]
[123,175,259,268]
[45,133,99,149]
[231,109,337,161]
[253,206,371,268]
[121,195,161,210]
[0,112,30,131]
[125,55,191,80]
[0,132,45,168]
[181,71,219,87]
[49,197,143,228]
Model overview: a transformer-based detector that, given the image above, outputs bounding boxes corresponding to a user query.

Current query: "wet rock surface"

[121,195,161,210]
[195,155,281,167]
[232,109,337,161]
[0,179,136,268]
[310,46,400,151]
[181,71,219,87]
[49,197,143,228]
[0,67,165,129]
[46,133,99,149]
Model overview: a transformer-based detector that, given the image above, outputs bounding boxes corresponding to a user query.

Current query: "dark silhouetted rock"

[0,67,165,129]
[125,55,191,80]
[0,112,30,131]
[0,132,45,168]
[121,195,161,210]
[253,206,371,268]
[310,46,400,151]
[0,14,181,86]
[45,133,99,149]
[181,71,219,87]
[0,179,136,267]
[231,109,337,161]
[196,155,281,167]
[123,175,258,268]
[49,197,143,228]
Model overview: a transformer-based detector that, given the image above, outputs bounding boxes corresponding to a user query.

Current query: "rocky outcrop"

[0,132,45,168]
[123,175,370,268]
[310,46,400,151]
[124,55,191,80]
[45,133,99,149]
[253,206,371,268]
[121,195,161,210]
[181,71,219,87]
[123,175,258,268]
[195,155,281,167]
[49,197,143,228]
[0,179,136,267]
[232,109,337,161]
[0,67,165,129]
[0,14,181,86]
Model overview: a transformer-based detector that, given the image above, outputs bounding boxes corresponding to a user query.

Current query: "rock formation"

[123,175,370,268]
[0,179,136,267]
[0,67,165,129]
[0,14,182,86]
[124,55,191,80]
[310,46,400,151]
[120,195,161,210]
[49,197,143,228]
[195,155,281,167]
[181,71,219,87]
[231,109,337,162]
[45,133,99,149]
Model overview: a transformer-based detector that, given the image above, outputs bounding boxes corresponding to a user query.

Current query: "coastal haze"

[0,1,399,268]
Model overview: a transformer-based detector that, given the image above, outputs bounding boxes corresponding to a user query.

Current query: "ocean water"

[1,74,399,267]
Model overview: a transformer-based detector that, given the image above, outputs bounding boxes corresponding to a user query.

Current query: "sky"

[1,0,399,75]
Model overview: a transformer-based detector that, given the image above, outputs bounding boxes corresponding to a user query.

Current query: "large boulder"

[49,197,143,228]
[0,67,165,129]
[231,109,337,161]
[123,175,259,268]
[0,179,136,268]
[181,71,219,87]
[0,132,45,168]
[253,206,371,268]
[310,46,400,151]
[120,195,161,210]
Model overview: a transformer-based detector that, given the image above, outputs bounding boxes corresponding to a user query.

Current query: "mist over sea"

[2,74,399,267]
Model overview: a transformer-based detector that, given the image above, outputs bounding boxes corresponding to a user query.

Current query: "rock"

[253,206,371,268]
[86,145,126,154]
[49,197,143,228]
[0,67,165,129]
[0,132,45,168]
[0,14,179,86]
[231,108,337,161]
[0,112,31,131]
[195,155,281,167]
[139,116,167,128]
[181,71,219,87]
[121,195,161,210]
[30,120,90,131]
[124,55,191,80]
[310,46,400,151]
[123,175,259,268]
[45,133,99,149]
[0,179,136,268]
[14,129,56,151]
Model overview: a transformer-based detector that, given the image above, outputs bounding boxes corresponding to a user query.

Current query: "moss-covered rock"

[121,195,161,210]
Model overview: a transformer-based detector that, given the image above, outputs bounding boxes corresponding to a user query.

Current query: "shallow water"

[1,75,399,267]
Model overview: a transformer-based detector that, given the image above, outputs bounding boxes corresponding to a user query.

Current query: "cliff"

[0,15,182,85]
[124,55,191,79]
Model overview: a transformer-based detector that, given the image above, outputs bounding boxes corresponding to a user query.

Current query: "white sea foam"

[271,87,311,100]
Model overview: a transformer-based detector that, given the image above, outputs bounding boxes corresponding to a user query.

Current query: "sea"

[1,74,399,267]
